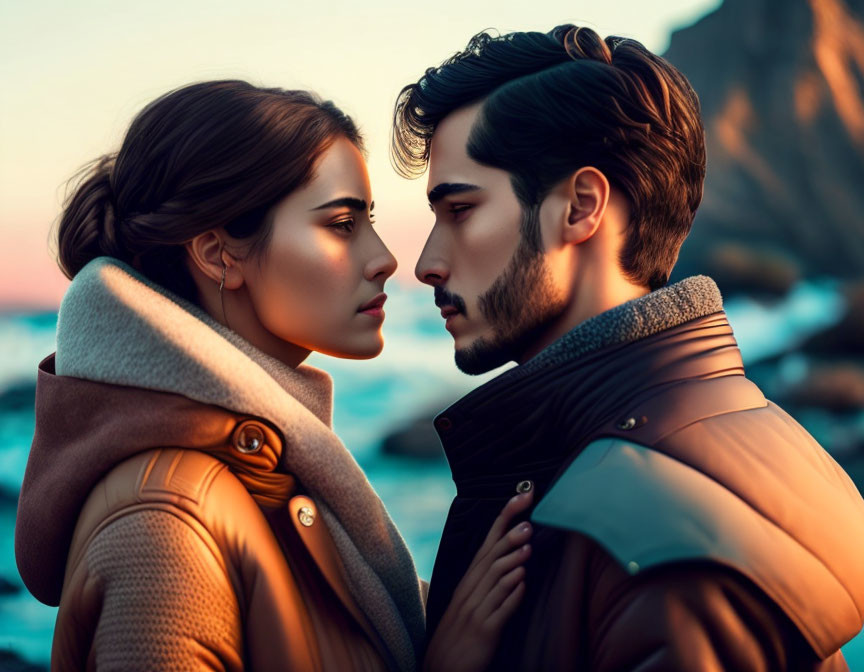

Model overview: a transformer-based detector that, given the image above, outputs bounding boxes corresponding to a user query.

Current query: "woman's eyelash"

[331,218,355,232]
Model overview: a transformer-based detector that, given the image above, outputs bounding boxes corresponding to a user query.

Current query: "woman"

[14,80,533,671]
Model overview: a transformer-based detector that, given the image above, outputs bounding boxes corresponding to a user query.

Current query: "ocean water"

[1,279,861,666]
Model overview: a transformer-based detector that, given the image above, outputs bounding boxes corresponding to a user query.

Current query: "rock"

[0,484,18,508]
[801,282,864,357]
[665,0,864,283]
[702,243,800,297]
[0,381,36,412]
[0,576,21,596]
[0,651,47,672]
[786,361,864,412]
[380,415,444,459]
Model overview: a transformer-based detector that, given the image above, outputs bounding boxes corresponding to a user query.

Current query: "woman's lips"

[358,293,387,317]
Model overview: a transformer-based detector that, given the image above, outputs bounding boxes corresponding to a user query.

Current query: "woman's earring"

[219,263,231,330]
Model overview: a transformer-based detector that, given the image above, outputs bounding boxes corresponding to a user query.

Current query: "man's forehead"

[428,102,484,188]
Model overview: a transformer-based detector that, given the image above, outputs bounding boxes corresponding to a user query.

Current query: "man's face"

[415,103,569,374]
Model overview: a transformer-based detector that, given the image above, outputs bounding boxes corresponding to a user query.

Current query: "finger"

[484,579,526,634]
[476,548,531,619]
[472,491,534,566]
[450,492,534,608]
[464,541,532,620]
[452,521,532,607]
[487,519,533,562]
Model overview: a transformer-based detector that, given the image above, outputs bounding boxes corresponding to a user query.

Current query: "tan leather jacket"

[17,259,425,670]
[20,358,394,671]
[52,443,389,671]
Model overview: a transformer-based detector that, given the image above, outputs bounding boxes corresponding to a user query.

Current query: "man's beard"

[454,210,569,375]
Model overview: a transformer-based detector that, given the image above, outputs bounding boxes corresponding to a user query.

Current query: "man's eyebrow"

[427,183,483,205]
[310,197,371,212]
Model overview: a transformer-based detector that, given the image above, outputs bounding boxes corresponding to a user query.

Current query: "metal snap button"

[627,560,640,574]
[233,421,265,454]
[617,417,637,431]
[298,506,315,527]
[515,479,534,494]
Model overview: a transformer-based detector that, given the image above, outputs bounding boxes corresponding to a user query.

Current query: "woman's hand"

[423,490,534,672]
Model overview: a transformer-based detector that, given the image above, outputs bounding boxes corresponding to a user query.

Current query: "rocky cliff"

[665,0,864,289]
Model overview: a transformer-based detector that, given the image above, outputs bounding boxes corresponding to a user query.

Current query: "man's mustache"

[434,286,467,315]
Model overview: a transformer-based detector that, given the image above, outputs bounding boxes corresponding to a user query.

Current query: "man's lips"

[358,293,387,312]
[440,306,460,319]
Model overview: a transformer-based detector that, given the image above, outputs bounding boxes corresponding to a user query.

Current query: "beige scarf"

[55,256,425,671]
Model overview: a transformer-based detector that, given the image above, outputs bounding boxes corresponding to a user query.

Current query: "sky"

[0,0,721,309]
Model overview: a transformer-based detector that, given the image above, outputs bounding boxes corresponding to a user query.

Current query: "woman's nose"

[365,235,398,282]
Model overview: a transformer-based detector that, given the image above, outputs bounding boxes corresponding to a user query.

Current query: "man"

[392,25,864,670]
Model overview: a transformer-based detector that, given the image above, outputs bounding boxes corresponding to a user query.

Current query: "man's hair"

[392,25,706,290]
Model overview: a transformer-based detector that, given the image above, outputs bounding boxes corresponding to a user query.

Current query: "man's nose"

[414,231,450,287]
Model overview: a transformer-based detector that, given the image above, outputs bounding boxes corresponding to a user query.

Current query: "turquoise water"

[1,279,861,666]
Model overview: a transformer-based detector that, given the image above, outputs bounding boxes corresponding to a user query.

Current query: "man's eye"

[450,205,473,219]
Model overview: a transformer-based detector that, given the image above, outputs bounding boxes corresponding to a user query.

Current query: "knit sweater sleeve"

[76,508,244,671]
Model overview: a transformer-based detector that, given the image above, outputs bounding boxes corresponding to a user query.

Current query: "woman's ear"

[185,229,243,290]
[563,166,610,245]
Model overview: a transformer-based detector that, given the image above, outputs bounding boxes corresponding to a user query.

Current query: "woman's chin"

[319,335,385,360]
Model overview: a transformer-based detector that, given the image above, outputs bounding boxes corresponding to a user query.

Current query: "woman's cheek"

[256,236,356,338]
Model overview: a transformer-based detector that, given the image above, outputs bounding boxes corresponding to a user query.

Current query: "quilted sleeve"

[73,508,244,671]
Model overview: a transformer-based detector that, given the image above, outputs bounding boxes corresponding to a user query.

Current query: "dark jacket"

[425,280,864,671]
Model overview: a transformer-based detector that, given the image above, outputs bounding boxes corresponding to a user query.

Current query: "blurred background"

[2,0,864,668]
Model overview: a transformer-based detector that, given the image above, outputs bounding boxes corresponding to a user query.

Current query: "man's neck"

[517,274,650,363]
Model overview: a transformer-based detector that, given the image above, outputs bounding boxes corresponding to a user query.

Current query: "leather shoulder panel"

[531,437,862,659]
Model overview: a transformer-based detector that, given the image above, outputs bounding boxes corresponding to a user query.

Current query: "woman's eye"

[330,218,355,233]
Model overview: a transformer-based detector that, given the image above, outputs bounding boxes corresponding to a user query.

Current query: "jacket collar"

[17,256,424,670]
[434,276,736,496]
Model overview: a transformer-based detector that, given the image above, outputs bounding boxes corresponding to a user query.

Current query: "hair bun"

[57,154,125,279]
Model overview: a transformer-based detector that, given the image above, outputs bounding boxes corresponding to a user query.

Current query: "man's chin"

[454,337,514,375]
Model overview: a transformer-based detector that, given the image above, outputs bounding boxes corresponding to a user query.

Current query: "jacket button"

[233,421,265,454]
[627,561,640,574]
[435,416,453,432]
[298,506,315,527]
[515,479,534,494]
[617,417,637,430]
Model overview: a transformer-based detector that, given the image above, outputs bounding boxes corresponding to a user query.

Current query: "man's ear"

[563,166,610,245]
[185,229,243,290]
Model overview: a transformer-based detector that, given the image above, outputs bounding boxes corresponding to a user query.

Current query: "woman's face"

[234,136,397,360]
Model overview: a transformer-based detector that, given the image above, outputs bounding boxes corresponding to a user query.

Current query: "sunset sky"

[0,0,720,309]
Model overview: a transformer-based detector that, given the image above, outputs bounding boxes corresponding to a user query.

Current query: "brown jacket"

[26,355,390,670]
[16,255,425,671]
[426,288,864,670]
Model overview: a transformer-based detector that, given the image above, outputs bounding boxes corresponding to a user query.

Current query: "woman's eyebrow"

[310,197,369,211]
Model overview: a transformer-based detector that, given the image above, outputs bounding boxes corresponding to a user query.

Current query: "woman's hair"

[57,80,362,303]
[392,26,705,290]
